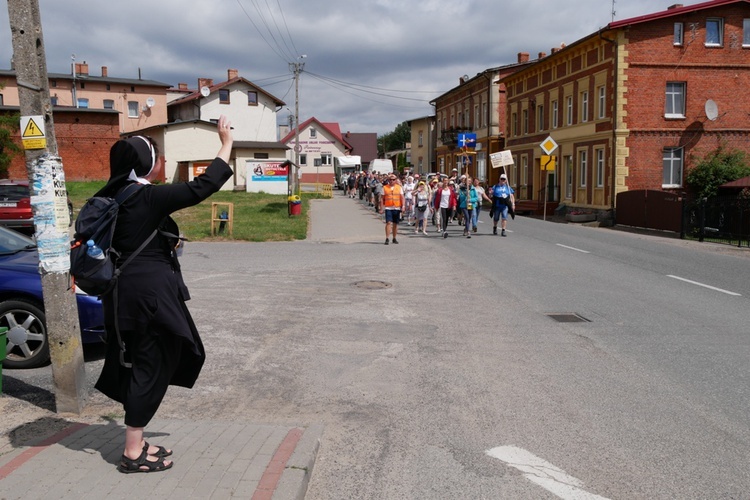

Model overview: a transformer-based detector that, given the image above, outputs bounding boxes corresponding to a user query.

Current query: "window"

[706,18,723,46]
[0,94,3,106]
[665,82,686,118]
[309,128,317,138]
[219,89,230,104]
[299,154,307,165]
[482,103,488,127]
[474,105,479,128]
[128,101,139,118]
[674,22,684,46]
[321,153,332,165]
[77,98,89,108]
[314,158,322,167]
[511,112,517,136]
[744,19,750,46]
[566,96,573,125]
[552,100,558,128]
[254,153,269,159]
[50,96,57,106]
[537,104,545,132]
[581,91,589,122]
[464,109,469,128]
[565,155,573,199]
[522,155,528,186]
[418,131,423,147]
[598,87,606,119]
[522,109,529,134]
[103,99,114,109]
[247,91,258,105]
[578,150,587,187]
[477,152,487,182]
[106,84,111,91]
[596,149,605,187]
[663,147,683,187]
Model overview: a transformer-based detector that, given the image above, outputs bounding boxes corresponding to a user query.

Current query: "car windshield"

[0,226,37,254]
[0,184,30,200]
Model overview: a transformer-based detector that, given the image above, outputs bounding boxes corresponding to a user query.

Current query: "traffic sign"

[540,136,558,155]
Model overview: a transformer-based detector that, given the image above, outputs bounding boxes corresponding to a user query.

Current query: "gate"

[616,190,683,232]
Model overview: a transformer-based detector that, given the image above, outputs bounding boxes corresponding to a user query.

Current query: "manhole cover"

[546,313,590,323]
[352,280,392,290]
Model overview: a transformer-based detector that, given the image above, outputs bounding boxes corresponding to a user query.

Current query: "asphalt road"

[5,195,750,499]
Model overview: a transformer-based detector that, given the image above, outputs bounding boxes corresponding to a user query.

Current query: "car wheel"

[1,299,50,369]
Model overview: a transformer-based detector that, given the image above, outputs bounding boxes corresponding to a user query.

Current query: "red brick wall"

[6,110,119,181]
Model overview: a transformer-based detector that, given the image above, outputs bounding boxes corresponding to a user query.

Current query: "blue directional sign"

[457,133,477,149]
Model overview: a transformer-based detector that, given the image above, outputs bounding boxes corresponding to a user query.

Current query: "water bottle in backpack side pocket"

[86,240,105,260]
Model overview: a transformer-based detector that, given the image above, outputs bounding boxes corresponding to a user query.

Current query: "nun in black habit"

[94,115,234,473]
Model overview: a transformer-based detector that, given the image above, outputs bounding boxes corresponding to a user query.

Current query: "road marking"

[486,446,610,500]
[556,243,590,254]
[667,275,741,296]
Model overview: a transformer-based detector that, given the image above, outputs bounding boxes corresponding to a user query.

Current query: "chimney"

[178,83,188,90]
[227,68,239,80]
[667,4,683,9]
[75,62,89,75]
[518,52,529,63]
[198,78,214,89]
[538,52,547,59]
[101,66,108,77]
[551,47,560,54]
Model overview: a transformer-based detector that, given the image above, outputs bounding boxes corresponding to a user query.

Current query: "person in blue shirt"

[490,173,515,236]
[458,175,479,238]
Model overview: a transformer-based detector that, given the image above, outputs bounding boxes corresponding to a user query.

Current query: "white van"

[368,158,394,174]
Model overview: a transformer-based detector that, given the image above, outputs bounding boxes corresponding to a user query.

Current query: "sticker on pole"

[21,115,47,150]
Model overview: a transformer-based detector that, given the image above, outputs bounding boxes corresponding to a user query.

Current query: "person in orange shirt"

[379,174,405,245]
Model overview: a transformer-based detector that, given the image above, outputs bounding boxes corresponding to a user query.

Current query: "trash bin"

[288,195,302,216]
[0,326,7,394]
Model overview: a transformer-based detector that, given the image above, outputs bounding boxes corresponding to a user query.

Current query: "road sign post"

[539,137,559,221]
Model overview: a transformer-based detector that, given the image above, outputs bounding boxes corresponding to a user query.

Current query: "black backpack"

[70,183,156,296]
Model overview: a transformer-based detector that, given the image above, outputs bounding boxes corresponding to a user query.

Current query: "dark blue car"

[0,226,105,369]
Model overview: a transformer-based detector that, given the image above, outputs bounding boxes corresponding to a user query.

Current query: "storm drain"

[352,280,392,290]
[546,313,591,323]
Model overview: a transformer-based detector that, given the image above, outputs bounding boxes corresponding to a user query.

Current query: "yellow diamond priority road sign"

[20,115,47,150]
[540,136,558,155]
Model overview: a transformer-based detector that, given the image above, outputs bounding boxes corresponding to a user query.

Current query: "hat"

[500,174,507,179]
[414,174,420,178]
[452,168,458,172]
[418,181,425,185]
[460,174,466,180]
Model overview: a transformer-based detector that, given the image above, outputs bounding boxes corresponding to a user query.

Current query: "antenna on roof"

[611,0,616,22]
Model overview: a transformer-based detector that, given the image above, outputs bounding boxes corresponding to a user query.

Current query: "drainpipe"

[600,28,618,217]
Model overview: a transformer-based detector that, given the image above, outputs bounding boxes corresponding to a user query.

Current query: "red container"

[289,202,302,216]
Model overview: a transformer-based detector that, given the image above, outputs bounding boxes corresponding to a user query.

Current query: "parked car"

[0,179,73,233]
[0,226,104,369]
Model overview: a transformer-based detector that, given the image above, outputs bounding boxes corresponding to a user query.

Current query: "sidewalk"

[0,417,323,500]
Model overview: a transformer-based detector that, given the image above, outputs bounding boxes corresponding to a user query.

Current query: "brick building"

[501,0,750,216]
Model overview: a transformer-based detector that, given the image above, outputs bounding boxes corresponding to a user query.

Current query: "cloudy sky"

[1,0,697,135]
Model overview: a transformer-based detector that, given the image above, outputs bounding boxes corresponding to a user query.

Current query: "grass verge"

[67,181,316,242]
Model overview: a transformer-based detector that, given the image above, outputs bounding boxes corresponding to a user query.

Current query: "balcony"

[440,127,472,148]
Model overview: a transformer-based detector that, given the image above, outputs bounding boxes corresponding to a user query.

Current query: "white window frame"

[127,101,139,118]
[705,18,724,47]
[581,91,589,123]
[77,98,89,108]
[474,105,480,128]
[552,100,558,129]
[596,149,605,187]
[665,82,686,118]
[482,102,488,127]
[663,147,683,188]
[597,86,606,119]
[477,152,487,182]
[309,128,317,139]
[744,19,750,47]
[103,99,115,110]
[321,153,332,166]
[674,22,684,46]
[578,150,587,188]
[566,96,573,125]
[521,155,528,186]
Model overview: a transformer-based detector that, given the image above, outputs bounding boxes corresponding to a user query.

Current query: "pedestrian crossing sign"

[20,115,47,150]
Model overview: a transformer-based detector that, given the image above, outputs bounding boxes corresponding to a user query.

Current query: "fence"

[683,195,750,248]
[300,183,333,198]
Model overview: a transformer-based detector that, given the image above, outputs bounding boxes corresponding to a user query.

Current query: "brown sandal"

[118,448,173,474]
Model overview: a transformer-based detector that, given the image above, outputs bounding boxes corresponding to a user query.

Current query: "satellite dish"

[200,86,210,97]
[705,99,719,121]
[462,74,469,81]
[145,97,155,108]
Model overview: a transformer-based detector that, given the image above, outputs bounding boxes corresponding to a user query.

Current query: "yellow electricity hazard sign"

[20,115,47,150]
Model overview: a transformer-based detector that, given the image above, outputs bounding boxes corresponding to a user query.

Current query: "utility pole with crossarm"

[7,0,87,413]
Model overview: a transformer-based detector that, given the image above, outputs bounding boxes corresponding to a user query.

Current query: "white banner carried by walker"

[490,150,514,168]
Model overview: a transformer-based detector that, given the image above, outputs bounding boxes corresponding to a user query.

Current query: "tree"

[378,121,411,158]
[686,145,750,199]
[0,86,21,178]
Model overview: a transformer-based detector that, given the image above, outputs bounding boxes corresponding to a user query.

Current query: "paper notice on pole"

[490,150,514,168]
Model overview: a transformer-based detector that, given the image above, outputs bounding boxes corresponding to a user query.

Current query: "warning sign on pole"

[20,115,47,150]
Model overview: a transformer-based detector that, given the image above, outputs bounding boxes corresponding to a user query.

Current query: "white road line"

[487,446,610,500]
[556,243,590,254]
[667,275,741,296]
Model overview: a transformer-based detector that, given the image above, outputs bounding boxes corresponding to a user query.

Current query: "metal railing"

[300,183,333,198]
[683,195,750,247]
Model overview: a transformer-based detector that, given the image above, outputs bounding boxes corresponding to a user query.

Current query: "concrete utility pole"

[7,0,87,413]
[289,55,305,197]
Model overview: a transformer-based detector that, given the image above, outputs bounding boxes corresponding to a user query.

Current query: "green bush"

[686,146,750,199]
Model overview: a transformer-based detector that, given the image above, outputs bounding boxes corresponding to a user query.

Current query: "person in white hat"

[490,174,515,236]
